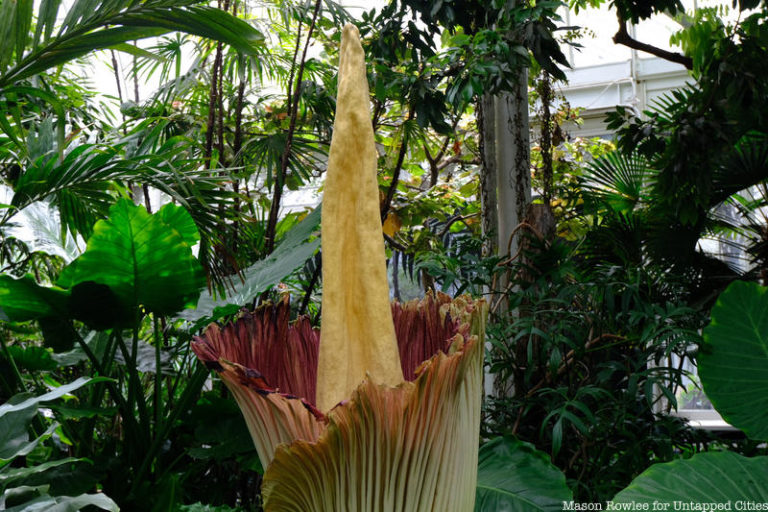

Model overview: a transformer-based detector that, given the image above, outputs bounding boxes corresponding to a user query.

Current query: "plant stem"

[72,329,143,463]
[299,254,321,316]
[116,328,150,444]
[153,314,163,438]
[0,332,27,394]
[131,365,208,496]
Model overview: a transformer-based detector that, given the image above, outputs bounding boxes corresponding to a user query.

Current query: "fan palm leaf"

[579,151,656,215]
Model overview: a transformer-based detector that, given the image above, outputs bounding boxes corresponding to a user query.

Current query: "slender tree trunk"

[479,80,531,261]
[204,34,224,170]
[109,50,125,125]
[480,74,532,398]
[132,41,140,104]
[232,77,246,253]
[478,93,499,398]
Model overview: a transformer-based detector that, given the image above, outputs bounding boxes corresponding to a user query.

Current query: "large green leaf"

[157,201,199,247]
[180,206,321,323]
[0,422,57,463]
[474,437,572,512]
[612,451,768,504]
[0,274,69,322]
[699,280,768,440]
[58,199,205,319]
[5,346,57,372]
[0,379,109,512]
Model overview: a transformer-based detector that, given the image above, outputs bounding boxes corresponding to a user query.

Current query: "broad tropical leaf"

[699,280,768,440]
[474,437,572,512]
[0,274,69,322]
[4,200,84,263]
[612,452,768,504]
[58,199,204,319]
[0,377,117,511]
[156,201,200,247]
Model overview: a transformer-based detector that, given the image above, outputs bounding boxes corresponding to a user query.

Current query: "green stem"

[72,328,142,458]
[116,328,151,443]
[0,332,27,394]
[153,314,163,438]
[80,331,118,455]
[130,365,207,496]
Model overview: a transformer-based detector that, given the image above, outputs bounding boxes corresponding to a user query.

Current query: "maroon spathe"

[191,293,466,408]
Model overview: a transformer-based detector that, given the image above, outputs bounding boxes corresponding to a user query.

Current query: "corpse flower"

[192,24,487,511]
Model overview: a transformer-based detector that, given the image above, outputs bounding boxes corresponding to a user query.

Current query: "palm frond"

[0,0,265,89]
[5,199,84,263]
[580,151,656,214]
[242,131,326,189]
[711,132,768,206]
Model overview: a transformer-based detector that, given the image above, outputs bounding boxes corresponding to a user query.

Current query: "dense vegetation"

[1,0,767,510]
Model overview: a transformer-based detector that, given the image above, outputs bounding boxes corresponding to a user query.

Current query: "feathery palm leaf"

[0,0,265,90]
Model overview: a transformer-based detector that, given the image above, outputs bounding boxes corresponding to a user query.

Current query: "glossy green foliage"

[613,451,768,504]
[484,236,711,501]
[475,437,571,512]
[0,275,69,322]
[699,281,768,440]
[0,200,204,329]
[59,199,204,322]
[1,378,96,460]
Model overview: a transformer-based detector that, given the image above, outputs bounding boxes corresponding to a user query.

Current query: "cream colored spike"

[315,24,404,412]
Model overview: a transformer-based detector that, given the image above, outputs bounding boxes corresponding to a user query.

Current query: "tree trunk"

[479,73,532,398]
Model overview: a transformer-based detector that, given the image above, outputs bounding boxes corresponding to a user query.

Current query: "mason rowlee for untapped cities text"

[562,502,768,511]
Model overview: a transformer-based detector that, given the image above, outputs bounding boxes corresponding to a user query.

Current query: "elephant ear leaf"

[58,199,204,320]
[157,202,200,248]
[612,451,768,504]
[698,280,768,440]
[0,274,70,322]
[474,437,572,512]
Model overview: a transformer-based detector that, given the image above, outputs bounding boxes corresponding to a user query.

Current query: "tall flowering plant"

[192,24,487,511]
